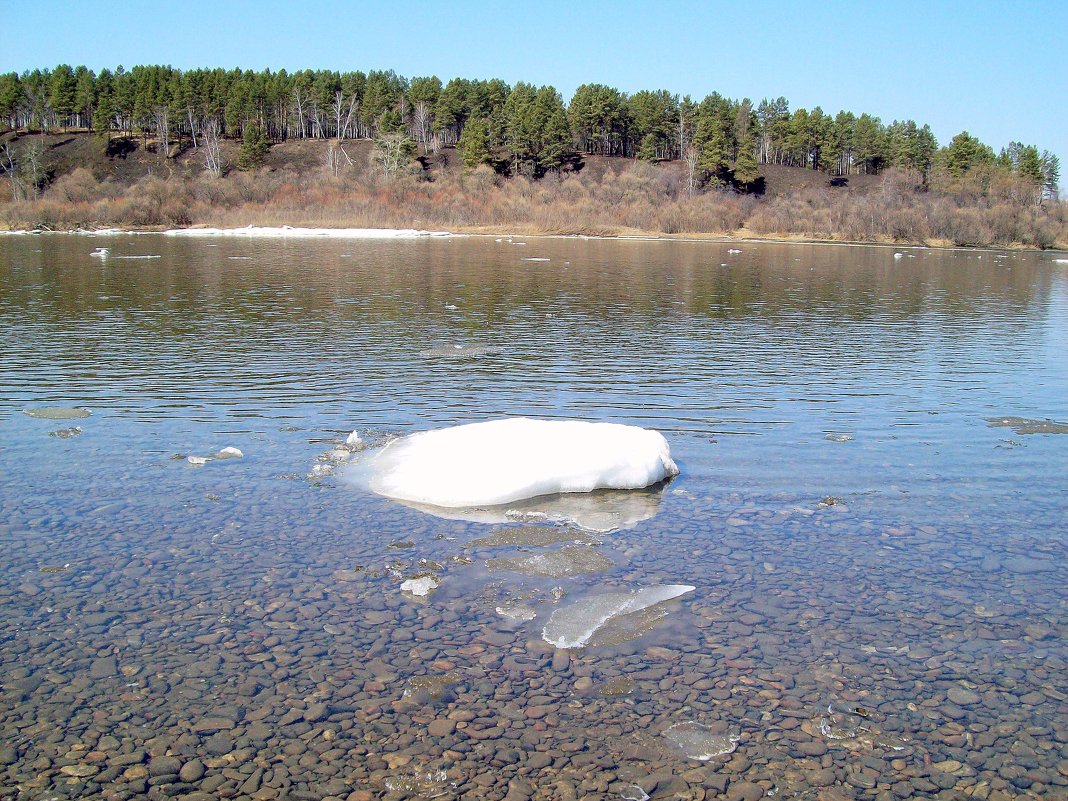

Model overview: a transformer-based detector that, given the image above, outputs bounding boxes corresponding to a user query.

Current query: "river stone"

[428,719,456,737]
[947,687,981,706]
[179,759,206,782]
[148,757,182,777]
[726,781,765,801]
[89,657,117,679]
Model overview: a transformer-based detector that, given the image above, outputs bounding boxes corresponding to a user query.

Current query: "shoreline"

[2,224,1065,255]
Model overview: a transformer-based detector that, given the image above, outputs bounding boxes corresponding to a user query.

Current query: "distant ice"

[361,418,678,508]
[24,407,91,420]
[163,225,451,238]
[542,584,695,649]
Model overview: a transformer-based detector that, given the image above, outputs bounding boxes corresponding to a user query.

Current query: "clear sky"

[1,0,1064,163]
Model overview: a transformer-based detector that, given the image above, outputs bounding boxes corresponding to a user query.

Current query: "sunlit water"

[1,234,1066,800]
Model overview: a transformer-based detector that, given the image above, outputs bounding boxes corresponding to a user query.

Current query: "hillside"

[1,130,1064,248]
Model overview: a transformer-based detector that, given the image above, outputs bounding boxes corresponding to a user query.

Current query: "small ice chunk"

[521,257,550,262]
[727,248,741,254]
[824,433,854,442]
[187,456,210,466]
[894,252,905,259]
[90,247,109,258]
[214,446,243,459]
[400,576,439,597]
[662,721,740,760]
[496,605,537,621]
[49,426,83,439]
[1055,258,1068,264]
[542,584,695,649]
[345,430,363,447]
[363,418,678,508]
[445,303,458,310]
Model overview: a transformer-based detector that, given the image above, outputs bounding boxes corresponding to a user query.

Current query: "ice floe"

[162,225,451,238]
[360,418,678,508]
[542,584,695,649]
[24,407,91,420]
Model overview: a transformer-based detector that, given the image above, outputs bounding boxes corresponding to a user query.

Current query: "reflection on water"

[1,234,1067,800]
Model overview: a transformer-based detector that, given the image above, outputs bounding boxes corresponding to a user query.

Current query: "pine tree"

[458,116,491,170]
[237,124,269,170]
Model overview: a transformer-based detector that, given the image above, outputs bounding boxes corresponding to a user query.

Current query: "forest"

[0,64,1064,248]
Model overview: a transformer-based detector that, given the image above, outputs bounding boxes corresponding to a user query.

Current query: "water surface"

[1,234,1066,800]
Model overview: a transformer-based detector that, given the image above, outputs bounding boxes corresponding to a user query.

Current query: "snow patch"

[361,418,678,508]
[163,225,451,239]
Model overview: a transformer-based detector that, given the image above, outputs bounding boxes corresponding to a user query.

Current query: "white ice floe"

[1055,258,1068,264]
[542,584,695,649]
[345,430,363,447]
[163,225,451,238]
[400,576,439,597]
[215,446,243,459]
[90,247,110,258]
[727,248,741,254]
[521,257,550,262]
[187,456,210,466]
[360,418,678,508]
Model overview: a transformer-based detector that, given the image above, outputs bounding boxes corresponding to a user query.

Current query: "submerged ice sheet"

[542,584,695,649]
[361,418,678,508]
[662,722,740,760]
[24,407,91,420]
[391,486,665,532]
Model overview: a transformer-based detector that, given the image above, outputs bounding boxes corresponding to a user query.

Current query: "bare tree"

[331,91,359,140]
[413,101,433,154]
[1,144,24,201]
[325,141,355,177]
[2,140,45,200]
[371,132,414,180]
[202,118,223,178]
[153,106,170,161]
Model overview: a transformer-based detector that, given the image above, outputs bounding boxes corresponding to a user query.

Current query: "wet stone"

[89,656,117,679]
[947,687,981,706]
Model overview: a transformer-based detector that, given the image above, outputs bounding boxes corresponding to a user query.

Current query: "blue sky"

[2,0,1064,163]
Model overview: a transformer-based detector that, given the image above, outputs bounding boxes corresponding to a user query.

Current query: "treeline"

[1,64,1061,197]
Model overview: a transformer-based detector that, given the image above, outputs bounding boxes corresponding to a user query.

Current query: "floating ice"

[362,418,678,508]
[542,584,695,649]
[522,257,550,262]
[215,446,243,459]
[727,248,741,254]
[163,225,450,238]
[400,576,439,597]
[419,344,502,359]
[824,433,854,442]
[24,407,91,420]
[662,722,740,760]
[1055,258,1068,264]
[987,416,1068,435]
[90,247,109,258]
[345,430,363,447]
[187,456,210,466]
[894,252,905,259]
[49,426,83,439]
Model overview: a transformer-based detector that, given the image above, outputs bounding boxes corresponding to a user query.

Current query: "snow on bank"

[362,418,678,508]
[162,225,451,239]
